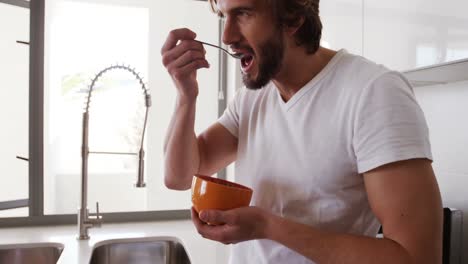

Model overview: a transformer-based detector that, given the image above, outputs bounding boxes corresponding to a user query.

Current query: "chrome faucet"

[78,64,151,240]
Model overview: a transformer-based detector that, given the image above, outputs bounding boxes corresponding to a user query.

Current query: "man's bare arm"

[263,158,443,263]
[164,114,238,190]
[364,158,443,263]
[197,123,238,176]
[161,28,237,190]
[163,98,200,190]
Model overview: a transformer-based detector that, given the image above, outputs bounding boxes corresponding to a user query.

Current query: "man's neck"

[273,47,338,102]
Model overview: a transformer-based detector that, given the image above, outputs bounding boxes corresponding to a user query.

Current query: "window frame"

[0,0,228,227]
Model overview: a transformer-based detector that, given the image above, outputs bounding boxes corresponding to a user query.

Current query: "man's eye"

[238,11,251,17]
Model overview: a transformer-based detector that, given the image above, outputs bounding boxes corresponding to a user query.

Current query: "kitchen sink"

[89,236,191,264]
[0,242,64,264]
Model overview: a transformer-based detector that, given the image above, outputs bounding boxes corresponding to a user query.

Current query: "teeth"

[239,52,254,68]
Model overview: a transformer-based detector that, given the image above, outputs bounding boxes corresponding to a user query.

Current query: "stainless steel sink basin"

[0,242,64,264]
[89,236,191,264]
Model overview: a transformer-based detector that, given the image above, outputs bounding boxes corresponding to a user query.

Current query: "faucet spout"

[136,148,146,188]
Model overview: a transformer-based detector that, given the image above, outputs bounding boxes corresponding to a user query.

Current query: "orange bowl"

[191,174,253,214]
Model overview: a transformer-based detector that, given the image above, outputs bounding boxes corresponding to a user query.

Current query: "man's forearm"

[266,216,415,264]
[163,97,200,190]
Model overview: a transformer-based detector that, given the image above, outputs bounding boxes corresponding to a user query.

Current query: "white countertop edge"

[0,219,223,264]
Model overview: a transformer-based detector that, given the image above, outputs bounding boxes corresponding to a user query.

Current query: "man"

[161,0,443,263]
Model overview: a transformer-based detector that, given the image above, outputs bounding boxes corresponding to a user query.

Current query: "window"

[44,0,221,215]
[0,0,225,223]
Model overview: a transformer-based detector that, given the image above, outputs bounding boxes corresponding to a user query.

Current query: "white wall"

[0,3,29,217]
[414,80,468,263]
[364,0,468,71]
[321,0,363,56]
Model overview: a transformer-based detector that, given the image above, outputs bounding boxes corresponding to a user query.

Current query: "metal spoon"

[194,40,242,59]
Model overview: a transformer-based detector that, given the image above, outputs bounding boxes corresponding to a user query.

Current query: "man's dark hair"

[208,0,322,54]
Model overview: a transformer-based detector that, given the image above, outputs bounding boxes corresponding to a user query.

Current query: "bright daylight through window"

[44,0,220,215]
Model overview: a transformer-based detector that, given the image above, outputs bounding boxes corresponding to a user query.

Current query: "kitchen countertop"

[0,219,224,264]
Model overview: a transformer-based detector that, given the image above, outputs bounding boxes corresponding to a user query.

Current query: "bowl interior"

[194,175,252,192]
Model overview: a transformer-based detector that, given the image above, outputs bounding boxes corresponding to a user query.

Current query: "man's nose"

[222,18,241,46]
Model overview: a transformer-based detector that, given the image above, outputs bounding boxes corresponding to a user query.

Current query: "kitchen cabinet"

[321,0,363,56]
[363,0,468,72]
[404,58,468,87]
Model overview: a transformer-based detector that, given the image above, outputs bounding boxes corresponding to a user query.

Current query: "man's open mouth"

[241,54,254,67]
[240,53,254,72]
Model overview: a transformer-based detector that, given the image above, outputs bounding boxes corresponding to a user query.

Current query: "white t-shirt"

[218,49,432,264]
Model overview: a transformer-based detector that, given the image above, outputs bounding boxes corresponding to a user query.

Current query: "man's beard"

[242,31,284,90]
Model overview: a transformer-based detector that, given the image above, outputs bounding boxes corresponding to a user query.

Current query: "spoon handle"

[194,40,240,59]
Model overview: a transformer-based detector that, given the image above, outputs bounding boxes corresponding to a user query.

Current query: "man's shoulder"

[320,50,412,110]
[339,51,414,96]
[336,50,391,84]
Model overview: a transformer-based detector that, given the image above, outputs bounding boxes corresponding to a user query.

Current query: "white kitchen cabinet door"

[321,0,363,56]
[363,0,468,71]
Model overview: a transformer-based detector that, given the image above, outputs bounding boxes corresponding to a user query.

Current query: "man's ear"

[284,16,305,36]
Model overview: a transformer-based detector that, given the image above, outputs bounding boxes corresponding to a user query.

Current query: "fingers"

[201,209,243,227]
[164,45,209,79]
[192,208,234,244]
[161,28,196,55]
[191,207,267,245]
[170,59,210,81]
[191,207,205,228]
[199,210,232,225]
[161,28,210,84]
[162,40,206,67]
